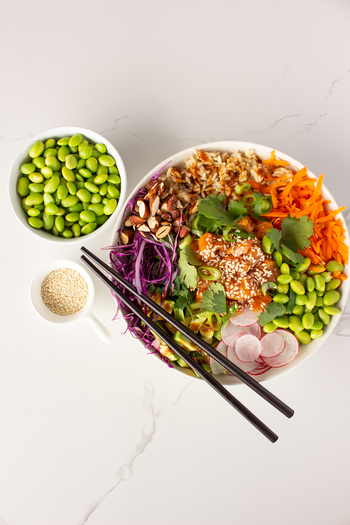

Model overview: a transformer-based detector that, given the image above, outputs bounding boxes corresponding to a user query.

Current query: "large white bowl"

[8,126,127,244]
[110,141,349,384]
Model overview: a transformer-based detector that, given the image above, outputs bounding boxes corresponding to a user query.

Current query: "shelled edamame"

[261,231,345,344]
[17,134,121,238]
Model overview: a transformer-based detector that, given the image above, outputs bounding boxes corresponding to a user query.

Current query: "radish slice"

[261,329,299,368]
[249,364,271,375]
[230,307,262,327]
[235,334,262,362]
[256,355,265,364]
[260,332,285,358]
[221,320,261,347]
[226,346,258,373]
[209,341,227,376]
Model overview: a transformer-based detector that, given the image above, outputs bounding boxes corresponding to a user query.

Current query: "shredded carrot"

[333,270,341,277]
[262,150,290,167]
[338,274,347,281]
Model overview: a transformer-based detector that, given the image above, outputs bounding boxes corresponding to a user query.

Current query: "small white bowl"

[8,126,127,244]
[30,259,113,344]
[110,141,350,384]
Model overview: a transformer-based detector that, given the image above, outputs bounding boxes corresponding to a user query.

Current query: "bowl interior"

[30,259,95,324]
[110,141,349,384]
[9,126,127,244]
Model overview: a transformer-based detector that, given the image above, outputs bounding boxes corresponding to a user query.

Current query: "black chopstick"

[80,246,294,419]
[80,252,278,443]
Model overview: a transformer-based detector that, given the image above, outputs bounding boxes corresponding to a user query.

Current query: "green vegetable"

[178,248,198,290]
[257,302,286,326]
[198,266,221,281]
[235,183,251,194]
[273,294,289,304]
[261,282,277,295]
[262,236,273,254]
[266,215,314,265]
[200,282,227,315]
[326,260,344,273]
[323,291,340,306]
[295,331,312,345]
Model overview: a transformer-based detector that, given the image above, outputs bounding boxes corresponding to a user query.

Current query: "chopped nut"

[155,225,172,239]
[124,216,133,228]
[161,213,172,221]
[149,194,160,216]
[147,215,162,232]
[138,200,150,219]
[167,195,179,212]
[179,225,191,238]
[169,209,180,220]
[138,224,150,232]
[120,229,134,245]
[189,200,198,214]
[130,215,146,226]
[161,221,172,226]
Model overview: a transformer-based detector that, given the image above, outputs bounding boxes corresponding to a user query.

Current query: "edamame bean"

[44,193,55,206]
[272,317,290,328]
[310,329,323,339]
[326,278,341,291]
[295,331,311,345]
[57,184,68,201]
[79,219,87,227]
[108,174,120,185]
[20,163,36,175]
[79,146,93,159]
[45,203,59,215]
[45,138,56,149]
[88,203,104,216]
[67,203,84,213]
[61,196,78,208]
[273,251,282,267]
[43,148,58,158]
[289,316,304,332]
[323,290,340,306]
[80,210,96,223]
[298,273,308,286]
[22,200,31,213]
[61,229,73,238]
[42,212,54,230]
[57,137,69,146]
[95,143,106,153]
[61,167,75,182]
[277,273,293,284]
[29,141,44,158]
[79,168,92,179]
[326,260,344,273]
[98,154,115,167]
[28,217,44,228]
[68,134,83,147]
[78,140,89,151]
[108,166,119,175]
[55,216,65,232]
[17,177,30,197]
[33,157,46,169]
[312,321,323,331]
[84,182,99,193]
[90,193,102,204]
[293,305,304,316]
[262,322,277,333]
[81,222,97,235]
[107,185,120,199]
[34,203,44,211]
[94,173,108,185]
[306,277,315,292]
[71,223,81,237]
[28,172,44,183]
[65,154,77,169]
[315,296,324,307]
[280,263,290,275]
[25,193,43,206]
[27,208,40,217]
[306,291,317,311]
[99,182,108,196]
[57,146,70,162]
[318,308,331,325]
[103,198,117,215]
[86,157,98,173]
[41,166,53,178]
[76,189,92,203]
[273,294,289,304]
[323,306,341,315]
[290,270,300,280]
[297,258,311,273]
[96,215,108,225]
[295,294,307,306]
[302,313,314,330]
[320,271,332,283]
[277,283,289,294]
[314,275,325,292]
[290,280,305,295]
[262,236,273,254]
[44,175,60,194]
[97,164,108,175]
[67,182,77,195]
[66,212,80,222]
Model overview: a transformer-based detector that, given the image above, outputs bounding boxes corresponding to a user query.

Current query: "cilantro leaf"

[266,228,282,251]
[228,199,247,219]
[178,249,198,289]
[201,289,227,315]
[197,214,219,233]
[210,282,226,294]
[257,302,286,326]
[197,194,236,227]
[182,246,202,266]
[280,215,314,251]
[174,295,188,311]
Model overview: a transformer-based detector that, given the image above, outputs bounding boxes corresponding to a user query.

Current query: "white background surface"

[1,1,350,524]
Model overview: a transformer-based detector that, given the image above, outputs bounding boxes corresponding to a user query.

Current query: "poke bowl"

[8,126,127,244]
[109,141,349,385]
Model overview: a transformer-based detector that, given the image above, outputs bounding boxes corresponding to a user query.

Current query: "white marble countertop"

[1,1,350,524]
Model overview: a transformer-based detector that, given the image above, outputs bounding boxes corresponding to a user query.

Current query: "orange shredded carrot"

[333,270,341,277]
[262,150,290,167]
[338,274,347,281]
[314,206,346,223]
[279,167,307,198]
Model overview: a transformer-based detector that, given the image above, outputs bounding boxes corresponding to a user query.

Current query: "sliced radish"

[261,329,299,368]
[209,341,227,376]
[249,364,272,376]
[260,332,285,358]
[235,334,262,363]
[226,346,257,373]
[256,355,265,364]
[230,307,262,327]
[221,320,261,347]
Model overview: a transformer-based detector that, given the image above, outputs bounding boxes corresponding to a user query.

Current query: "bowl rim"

[110,140,349,385]
[8,125,128,244]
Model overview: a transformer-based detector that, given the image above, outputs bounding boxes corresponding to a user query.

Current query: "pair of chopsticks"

[80,246,294,443]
